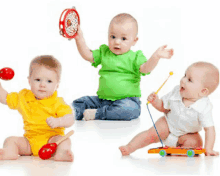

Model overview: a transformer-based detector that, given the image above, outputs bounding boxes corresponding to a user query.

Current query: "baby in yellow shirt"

[0,55,75,162]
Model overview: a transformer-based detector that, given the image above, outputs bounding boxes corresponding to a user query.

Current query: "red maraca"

[39,130,74,160]
[0,67,15,80]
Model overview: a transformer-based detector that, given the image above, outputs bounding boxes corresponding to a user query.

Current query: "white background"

[0,0,220,175]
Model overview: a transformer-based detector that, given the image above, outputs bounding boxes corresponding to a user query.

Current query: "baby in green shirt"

[72,13,173,121]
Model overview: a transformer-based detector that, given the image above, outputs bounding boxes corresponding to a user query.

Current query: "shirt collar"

[26,90,58,106]
[169,86,211,113]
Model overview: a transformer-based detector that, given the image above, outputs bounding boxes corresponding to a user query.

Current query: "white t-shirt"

[161,85,214,137]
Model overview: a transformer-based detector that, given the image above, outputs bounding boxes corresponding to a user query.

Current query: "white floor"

[0,105,219,176]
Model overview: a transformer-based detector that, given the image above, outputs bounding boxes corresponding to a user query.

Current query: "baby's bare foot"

[54,150,74,162]
[0,149,18,160]
[119,145,133,156]
[83,109,97,121]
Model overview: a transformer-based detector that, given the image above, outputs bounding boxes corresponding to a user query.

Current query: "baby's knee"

[73,96,91,103]
[4,136,18,145]
[116,107,140,120]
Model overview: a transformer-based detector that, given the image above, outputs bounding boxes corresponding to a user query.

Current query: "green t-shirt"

[92,44,150,101]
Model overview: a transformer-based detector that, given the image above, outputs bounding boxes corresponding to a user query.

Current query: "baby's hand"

[153,45,174,59]
[46,117,60,129]
[147,92,158,103]
[205,149,219,156]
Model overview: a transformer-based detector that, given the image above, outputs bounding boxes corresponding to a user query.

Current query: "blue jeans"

[72,96,141,121]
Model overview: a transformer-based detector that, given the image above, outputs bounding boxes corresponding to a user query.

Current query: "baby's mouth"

[114,47,120,50]
[39,90,46,93]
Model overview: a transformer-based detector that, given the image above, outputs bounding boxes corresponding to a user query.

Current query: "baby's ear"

[201,88,209,96]
[56,82,59,90]
[133,37,139,46]
[28,76,30,85]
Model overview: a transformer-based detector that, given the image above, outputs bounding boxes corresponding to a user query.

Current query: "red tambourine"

[59,7,80,39]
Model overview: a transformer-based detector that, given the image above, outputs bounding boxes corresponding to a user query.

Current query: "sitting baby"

[0,55,74,161]
[120,61,219,156]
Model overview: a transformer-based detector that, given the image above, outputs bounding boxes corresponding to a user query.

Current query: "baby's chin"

[110,49,123,55]
[34,93,53,100]
[179,90,187,99]
[109,47,130,55]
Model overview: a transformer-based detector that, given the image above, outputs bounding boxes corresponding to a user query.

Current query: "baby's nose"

[181,77,186,83]
[40,82,46,87]
[115,38,121,44]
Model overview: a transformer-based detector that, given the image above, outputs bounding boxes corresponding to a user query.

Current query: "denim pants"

[72,96,141,121]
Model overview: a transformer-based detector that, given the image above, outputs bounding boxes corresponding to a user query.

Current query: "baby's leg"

[48,135,73,162]
[0,136,32,160]
[95,97,141,121]
[177,132,203,148]
[72,96,101,120]
[119,116,170,156]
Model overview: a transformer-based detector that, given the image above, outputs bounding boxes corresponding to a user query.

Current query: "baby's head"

[28,55,61,99]
[180,61,219,100]
[108,13,138,55]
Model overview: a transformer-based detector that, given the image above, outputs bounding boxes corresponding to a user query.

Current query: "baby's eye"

[110,35,116,39]
[188,78,192,82]
[35,79,40,82]
[47,80,52,83]
[122,37,126,41]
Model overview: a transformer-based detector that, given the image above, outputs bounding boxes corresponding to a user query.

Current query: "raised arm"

[204,126,219,156]
[74,25,94,62]
[0,82,8,105]
[140,45,173,73]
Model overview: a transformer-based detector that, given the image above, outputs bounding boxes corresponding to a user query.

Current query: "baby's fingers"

[46,117,55,128]
[148,92,157,102]
[212,151,219,156]
[206,151,219,156]
[167,49,174,58]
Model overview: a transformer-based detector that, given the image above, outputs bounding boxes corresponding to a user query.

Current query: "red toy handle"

[0,67,15,80]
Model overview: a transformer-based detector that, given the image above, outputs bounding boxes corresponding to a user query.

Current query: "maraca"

[0,67,15,80]
[147,71,173,105]
[38,130,74,160]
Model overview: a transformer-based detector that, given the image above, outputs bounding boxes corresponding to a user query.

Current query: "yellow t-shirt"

[6,89,72,136]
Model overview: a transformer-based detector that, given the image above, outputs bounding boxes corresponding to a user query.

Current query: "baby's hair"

[29,55,62,82]
[110,13,138,34]
[191,61,219,95]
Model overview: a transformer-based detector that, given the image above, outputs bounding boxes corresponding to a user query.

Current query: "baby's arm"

[74,25,93,62]
[147,92,170,113]
[204,126,219,156]
[140,45,173,73]
[46,113,75,129]
[0,82,8,105]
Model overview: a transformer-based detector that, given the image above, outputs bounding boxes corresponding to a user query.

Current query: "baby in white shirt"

[119,61,219,156]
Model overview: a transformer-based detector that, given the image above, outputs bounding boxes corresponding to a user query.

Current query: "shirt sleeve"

[135,50,149,76]
[161,86,179,109]
[56,98,73,117]
[91,44,108,68]
[198,103,214,128]
[6,92,19,110]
